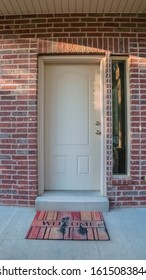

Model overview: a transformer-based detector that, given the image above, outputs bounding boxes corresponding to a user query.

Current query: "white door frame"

[38,55,107,196]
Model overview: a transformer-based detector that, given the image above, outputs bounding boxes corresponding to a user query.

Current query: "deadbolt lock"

[95,121,100,126]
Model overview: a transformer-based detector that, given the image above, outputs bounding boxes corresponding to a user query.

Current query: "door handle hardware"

[95,121,100,125]
[95,130,101,135]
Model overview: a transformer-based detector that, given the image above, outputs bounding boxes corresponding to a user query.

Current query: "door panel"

[56,72,89,145]
[44,63,101,190]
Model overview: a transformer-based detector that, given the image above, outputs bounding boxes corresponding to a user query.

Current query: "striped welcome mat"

[26,211,109,241]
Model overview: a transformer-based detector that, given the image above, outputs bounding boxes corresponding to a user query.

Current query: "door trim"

[38,55,106,196]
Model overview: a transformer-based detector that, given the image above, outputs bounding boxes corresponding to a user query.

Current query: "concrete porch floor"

[0,206,146,260]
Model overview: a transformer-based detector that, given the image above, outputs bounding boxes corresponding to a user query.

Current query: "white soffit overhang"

[0,0,145,16]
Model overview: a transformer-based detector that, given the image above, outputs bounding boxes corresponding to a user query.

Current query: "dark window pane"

[112,61,127,174]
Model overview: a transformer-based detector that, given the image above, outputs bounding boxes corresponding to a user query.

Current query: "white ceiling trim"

[0,0,145,16]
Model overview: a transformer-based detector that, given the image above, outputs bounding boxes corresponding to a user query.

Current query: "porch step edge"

[35,191,109,212]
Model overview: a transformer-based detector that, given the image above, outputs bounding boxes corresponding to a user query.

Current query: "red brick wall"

[0,13,146,207]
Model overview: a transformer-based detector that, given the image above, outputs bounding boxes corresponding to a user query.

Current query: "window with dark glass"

[112,61,127,175]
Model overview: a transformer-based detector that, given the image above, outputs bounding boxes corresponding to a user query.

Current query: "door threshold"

[35,191,109,212]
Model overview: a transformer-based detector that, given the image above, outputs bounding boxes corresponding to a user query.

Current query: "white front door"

[44,63,101,191]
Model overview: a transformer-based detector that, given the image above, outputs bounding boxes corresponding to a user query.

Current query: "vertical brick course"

[0,13,146,207]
